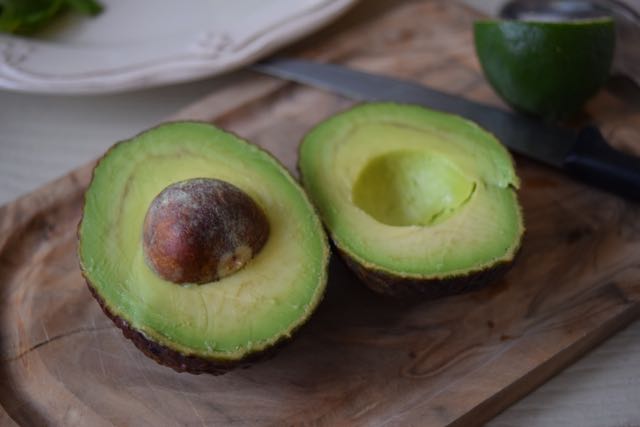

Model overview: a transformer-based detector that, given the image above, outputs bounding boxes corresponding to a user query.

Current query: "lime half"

[474,18,615,120]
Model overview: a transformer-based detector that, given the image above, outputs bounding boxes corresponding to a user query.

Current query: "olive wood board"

[2,1,640,426]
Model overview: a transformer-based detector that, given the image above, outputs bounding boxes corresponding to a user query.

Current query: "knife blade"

[252,58,640,200]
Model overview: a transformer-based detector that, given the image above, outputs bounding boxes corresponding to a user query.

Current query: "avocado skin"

[339,246,518,299]
[78,122,330,375]
[85,282,294,374]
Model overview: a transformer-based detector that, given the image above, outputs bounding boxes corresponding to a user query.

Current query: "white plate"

[0,0,355,94]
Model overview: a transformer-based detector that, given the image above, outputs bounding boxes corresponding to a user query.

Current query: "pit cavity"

[352,151,475,227]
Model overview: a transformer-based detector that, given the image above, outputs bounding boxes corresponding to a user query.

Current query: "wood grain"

[2,0,640,425]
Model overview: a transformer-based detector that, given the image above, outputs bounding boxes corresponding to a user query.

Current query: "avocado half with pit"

[299,103,524,298]
[78,122,329,374]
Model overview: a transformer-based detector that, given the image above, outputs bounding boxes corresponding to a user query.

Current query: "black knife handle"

[564,126,640,200]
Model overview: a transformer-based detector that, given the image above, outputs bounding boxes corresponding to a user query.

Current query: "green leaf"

[0,0,64,34]
[65,0,102,15]
[0,0,102,34]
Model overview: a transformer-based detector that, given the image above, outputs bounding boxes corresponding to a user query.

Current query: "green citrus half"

[474,17,615,120]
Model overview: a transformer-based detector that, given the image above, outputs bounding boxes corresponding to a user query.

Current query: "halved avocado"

[299,103,524,298]
[78,122,329,374]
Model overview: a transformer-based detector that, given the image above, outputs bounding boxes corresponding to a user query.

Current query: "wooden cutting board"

[2,1,640,426]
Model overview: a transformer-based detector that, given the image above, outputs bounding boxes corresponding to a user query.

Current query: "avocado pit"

[142,178,269,284]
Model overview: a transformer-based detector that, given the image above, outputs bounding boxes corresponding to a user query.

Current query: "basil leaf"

[65,0,102,16]
[0,0,102,34]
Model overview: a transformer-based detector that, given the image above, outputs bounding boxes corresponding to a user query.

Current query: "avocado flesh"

[299,103,523,287]
[79,122,328,363]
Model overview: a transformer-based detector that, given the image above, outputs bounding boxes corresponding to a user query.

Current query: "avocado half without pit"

[78,122,329,374]
[299,103,524,299]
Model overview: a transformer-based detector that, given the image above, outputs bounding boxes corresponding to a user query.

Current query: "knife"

[252,58,640,200]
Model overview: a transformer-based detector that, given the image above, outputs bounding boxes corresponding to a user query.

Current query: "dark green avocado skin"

[86,282,295,375]
[339,247,517,299]
[474,19,615,120]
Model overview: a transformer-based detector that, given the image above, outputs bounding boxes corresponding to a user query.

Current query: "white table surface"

[2,72,640,427]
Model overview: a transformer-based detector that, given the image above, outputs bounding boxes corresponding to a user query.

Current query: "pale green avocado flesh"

[79,122,328,360]
[299,103,523,278]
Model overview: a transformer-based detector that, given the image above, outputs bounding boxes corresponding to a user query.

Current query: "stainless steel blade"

[252,58,578,168]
